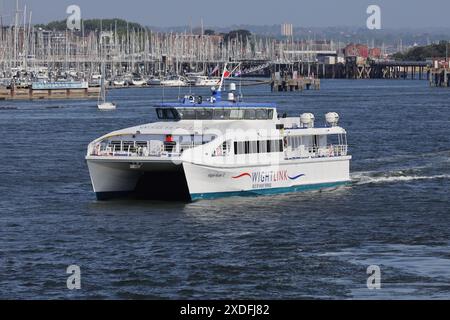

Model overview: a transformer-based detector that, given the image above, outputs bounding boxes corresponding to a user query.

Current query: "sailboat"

[97,62,116,111]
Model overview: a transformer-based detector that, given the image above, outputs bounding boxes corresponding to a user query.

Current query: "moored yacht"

[194,76,221,87]
[86,81,351,201]
[160,75,188,87]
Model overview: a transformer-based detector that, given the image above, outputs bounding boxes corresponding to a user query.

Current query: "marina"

[0,1,444,104]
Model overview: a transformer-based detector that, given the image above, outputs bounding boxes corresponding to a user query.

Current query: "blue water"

[1,80,449,299]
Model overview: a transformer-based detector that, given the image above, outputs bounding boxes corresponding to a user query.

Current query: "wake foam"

[352,171,450,185]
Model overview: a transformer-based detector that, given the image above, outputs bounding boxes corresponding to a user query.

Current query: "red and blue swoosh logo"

[232,173,251,179]
[288,174,305,180]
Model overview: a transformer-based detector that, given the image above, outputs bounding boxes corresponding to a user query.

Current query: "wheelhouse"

[156,107,276,121]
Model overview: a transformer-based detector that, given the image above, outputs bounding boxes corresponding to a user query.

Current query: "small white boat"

[98,102,116,111]
[131,78,147,86]
[113,79,125,87]
[160,76,187,87]
[148,78,161,86]
[195,76,220,87]
[97,62,116,111]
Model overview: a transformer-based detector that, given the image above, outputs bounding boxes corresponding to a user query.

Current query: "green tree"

[224,29,252,44]
[204,29,215,36]
[394,41,450,61]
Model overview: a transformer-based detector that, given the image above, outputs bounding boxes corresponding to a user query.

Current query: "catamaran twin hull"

[86,156,351,202]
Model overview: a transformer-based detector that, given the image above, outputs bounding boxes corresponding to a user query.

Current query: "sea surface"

[0,80,449,299]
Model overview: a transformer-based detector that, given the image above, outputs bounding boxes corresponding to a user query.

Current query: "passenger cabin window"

[156,108,180,120]
[234,140,283,155]
[196,109,213,120]
[244,109,256,120]
[229,109,245,120]
[213,109,231,120]
[157,107,275,120]
[178,109,196,119]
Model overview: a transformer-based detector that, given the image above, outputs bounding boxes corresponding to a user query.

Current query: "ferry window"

[177,108,196,120]
[196,109,213,120]
[170,109,180,119]
[256,109,268,120]
[213,109,231,120]
[234,141,245,155]
[289,136,301,149]
[244,109,256,120]
[230,109,244,120]
[238,142,245,154]
[270,140,278,152]
[244,141,250,154]
[156,108,179,120]
[156,108,164,119]
[259,140,267,153]
[249,141,258,154]
[234,140,283,154]
[279,140,284,152]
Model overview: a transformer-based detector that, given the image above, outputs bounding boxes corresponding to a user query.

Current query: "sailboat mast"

[100,61,105,102]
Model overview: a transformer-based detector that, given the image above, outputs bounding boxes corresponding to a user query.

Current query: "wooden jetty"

[271,72,320,92]
[0,86,100,100]
[429,68,450,87]
[369,61,431,80]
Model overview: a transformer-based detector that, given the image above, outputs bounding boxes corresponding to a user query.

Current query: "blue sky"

[1,0,450,28]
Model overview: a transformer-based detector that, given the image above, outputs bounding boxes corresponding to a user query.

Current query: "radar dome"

[300,113,315,128]
[325,112,340,127]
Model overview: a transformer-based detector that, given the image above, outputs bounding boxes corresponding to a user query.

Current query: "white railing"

[285,144,348,160]
[89,141,198,158]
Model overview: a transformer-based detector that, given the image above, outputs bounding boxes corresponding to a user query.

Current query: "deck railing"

[89,141,347,159]
[89,141,198,158]
[285,144,348,159]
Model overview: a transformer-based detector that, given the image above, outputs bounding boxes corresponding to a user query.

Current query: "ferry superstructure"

[86,84,351,201]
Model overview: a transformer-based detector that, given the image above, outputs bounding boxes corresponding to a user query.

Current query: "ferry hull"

[87,157,351,202]
[183,157,351,201]
[86,158,190,201]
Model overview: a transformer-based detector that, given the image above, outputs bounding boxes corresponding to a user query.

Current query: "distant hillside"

[393,41,449,61]
[147,25,450,46]
[35,19,146,33]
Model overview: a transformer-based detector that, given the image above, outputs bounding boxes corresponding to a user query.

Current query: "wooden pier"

[369,61,431,80]
[429,68,450,87]
[271,73,320,92]
[0,87,101,100]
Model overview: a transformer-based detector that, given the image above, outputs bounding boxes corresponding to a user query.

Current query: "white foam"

[353,173,450,185]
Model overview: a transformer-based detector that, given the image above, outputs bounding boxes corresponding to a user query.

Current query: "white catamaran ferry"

[86,80,351,201]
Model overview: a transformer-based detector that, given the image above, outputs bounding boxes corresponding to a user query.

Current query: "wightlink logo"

[233,170,305,183]
[252,170,288,183]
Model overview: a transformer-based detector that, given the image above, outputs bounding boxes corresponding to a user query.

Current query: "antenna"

[446,41,448,63]
[238,63,243,101]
